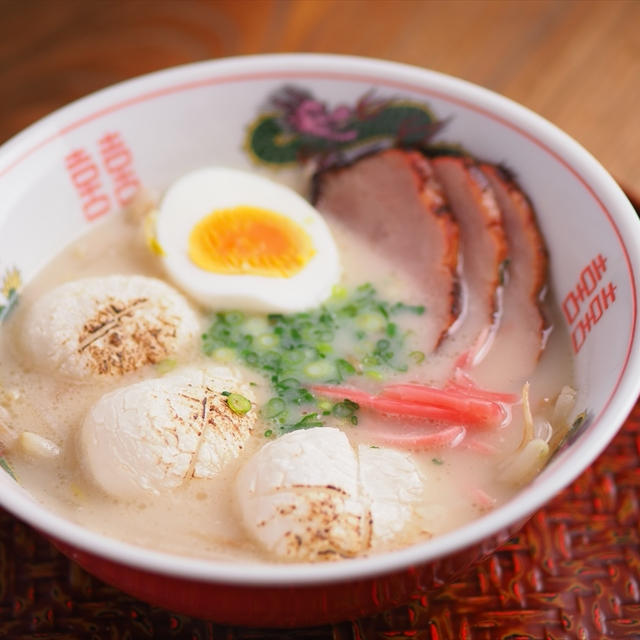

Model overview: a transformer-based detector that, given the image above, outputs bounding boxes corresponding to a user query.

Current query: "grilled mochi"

[80,366,256,497]
[236,427,424,562]
[21,275,200,380]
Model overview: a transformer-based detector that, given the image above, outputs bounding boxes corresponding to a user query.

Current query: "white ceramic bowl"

[1,54,639,627]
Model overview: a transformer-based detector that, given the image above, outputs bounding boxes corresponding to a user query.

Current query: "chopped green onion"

[336,358,356,379]
[332,400,358,418]
[293,413,323,429]
[202,282,429,433]
[262,397,286,419]
[316,342,333,356]
[356,282,374,294]
[224,311,244,325]
[283,350,304,365]
[225,393,252,415]
[243,316,270,335]
[301,345,318,361]
[391,302,425,315]
[355,312,386,332]
[278,377,301,390]
[341,303,358,318]
[303,360,334,379]
[409,350,425,364]
[261,351,282,370]
[257,333,279,348]
[156,358,177,375]
[212,347,236,363]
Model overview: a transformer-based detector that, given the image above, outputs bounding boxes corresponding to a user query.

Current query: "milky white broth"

[0,207,573,562]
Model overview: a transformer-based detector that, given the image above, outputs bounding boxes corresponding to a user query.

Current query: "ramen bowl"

[0,54,639,627]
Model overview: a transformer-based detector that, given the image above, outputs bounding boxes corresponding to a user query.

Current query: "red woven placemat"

[2,192,639,639]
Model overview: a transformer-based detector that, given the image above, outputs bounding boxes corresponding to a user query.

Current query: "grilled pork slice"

[313,149,460,351]
[430,156,508,365]
[472,164,549,384]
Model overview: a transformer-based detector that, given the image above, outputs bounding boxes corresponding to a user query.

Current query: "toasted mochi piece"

[80,366,255,497]
[357,444,424,544]
[431,156,508,364]
[313,149,460,351]
[236,427,371,561]
[236,427,426,561]
[472,165,549,384]
[21,275,200,380]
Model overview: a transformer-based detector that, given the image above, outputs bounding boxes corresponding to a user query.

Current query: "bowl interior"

[1,54,639,585]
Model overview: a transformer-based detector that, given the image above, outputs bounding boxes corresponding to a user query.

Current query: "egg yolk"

[188,206,316,278]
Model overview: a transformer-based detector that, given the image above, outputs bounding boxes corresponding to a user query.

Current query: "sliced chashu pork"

[313,149,460,351]
[430,156,508,365]
[471,164,549,384]
[80,365,256,497]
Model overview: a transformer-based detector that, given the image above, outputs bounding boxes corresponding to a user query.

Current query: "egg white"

[155,167,341,313]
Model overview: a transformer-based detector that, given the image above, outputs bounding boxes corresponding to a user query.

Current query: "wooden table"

[2,1,640,637]
[2,0,639,197]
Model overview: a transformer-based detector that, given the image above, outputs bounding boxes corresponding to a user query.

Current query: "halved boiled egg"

[155,167,341,312]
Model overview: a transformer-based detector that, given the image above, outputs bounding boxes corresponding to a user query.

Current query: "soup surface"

[0,164,575,564]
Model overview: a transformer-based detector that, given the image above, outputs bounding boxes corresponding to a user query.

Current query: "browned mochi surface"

[313,149,460,352]
[430,156,508,364]
[20,275,200,381]
[79,297,176,375]
[471,164,549,385]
